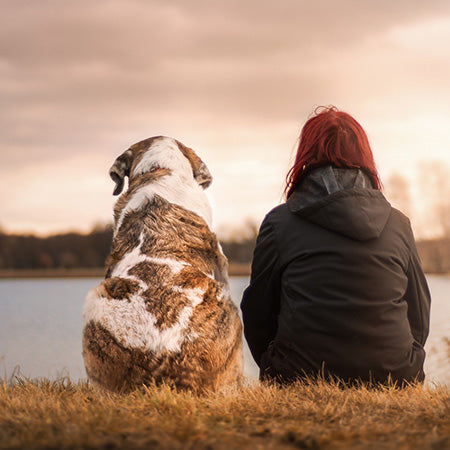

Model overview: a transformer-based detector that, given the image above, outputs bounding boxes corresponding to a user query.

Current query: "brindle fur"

[82,137,243,393]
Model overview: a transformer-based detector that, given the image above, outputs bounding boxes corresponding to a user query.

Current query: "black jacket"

[241,166,431,384]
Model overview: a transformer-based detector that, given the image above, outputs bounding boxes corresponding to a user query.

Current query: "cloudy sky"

[1,0,450,237]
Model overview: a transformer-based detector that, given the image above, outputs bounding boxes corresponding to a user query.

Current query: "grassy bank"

[0,378,449,449]
[0,268,106,279]
[0,263,252,279]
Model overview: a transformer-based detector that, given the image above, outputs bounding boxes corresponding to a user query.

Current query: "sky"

[1,0,450,238]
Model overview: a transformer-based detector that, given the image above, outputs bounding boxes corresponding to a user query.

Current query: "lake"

[0,276,448,385]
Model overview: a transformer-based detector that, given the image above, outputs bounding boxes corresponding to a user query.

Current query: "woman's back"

[242,166,429,384]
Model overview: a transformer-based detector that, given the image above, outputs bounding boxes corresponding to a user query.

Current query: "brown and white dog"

[82,136,243,393]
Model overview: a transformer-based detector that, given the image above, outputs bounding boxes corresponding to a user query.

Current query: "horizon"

[2,1,450,239]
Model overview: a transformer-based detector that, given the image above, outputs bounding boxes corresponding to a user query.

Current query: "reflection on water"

[422,275,450,385]
[0,276,448,385]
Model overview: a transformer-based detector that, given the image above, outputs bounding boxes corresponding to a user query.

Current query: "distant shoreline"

[0,263,252,279]
[0,268,106,279]
[1,265,448,279]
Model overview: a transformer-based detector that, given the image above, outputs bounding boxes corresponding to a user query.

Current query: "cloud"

[1,0,450,233]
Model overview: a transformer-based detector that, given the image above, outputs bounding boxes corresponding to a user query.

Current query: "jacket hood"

[287,166,391,241]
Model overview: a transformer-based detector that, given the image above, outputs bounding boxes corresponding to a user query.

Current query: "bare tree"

[419,161,450,238]
[384,172,412,218]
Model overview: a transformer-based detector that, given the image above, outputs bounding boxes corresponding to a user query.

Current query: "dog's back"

[82,137,242,393]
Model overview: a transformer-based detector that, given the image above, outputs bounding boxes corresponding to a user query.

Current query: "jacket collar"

[287,166,391,241]
[288,165,374,212]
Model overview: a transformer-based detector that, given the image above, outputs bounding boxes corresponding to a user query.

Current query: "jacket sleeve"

[240,216,281,366]
[404,233,431,347]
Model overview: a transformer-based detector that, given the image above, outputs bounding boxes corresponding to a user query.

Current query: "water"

[0,276,448,385]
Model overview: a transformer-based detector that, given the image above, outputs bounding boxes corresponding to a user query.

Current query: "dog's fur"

[82,136,243,393]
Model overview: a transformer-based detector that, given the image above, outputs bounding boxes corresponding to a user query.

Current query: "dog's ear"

[194,162,212,189]
[109,151,132,196]
[176,141,212,189]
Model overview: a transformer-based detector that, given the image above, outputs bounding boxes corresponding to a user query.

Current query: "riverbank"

[0,263,253,279]
[0,378,449,449]
[0,268,106,279]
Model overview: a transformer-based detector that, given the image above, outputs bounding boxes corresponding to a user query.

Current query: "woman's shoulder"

[388,206,413,233]
[383,206,418,252]
[262,203,290,225]
[259,203,304,244]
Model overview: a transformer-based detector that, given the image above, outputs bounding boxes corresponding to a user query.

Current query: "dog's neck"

[114,169,213,236]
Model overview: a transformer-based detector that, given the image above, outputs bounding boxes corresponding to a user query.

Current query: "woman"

[241,106,431,385]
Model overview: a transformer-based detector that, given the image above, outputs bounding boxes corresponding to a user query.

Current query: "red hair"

[285,106,381,199]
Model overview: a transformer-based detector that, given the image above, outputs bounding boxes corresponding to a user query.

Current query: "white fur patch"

[83,287,203,353]
[111,247,188,279]
[133,139,192,181]
[110,236,146,277]
[172,286,205,307]
[83,232,208,354]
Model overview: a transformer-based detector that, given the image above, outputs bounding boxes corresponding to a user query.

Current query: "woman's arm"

[241,216,282,366]
[404,231,431,347]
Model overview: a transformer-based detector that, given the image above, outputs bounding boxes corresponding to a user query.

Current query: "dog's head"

[109,136,212,196]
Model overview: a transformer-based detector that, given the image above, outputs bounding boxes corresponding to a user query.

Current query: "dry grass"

[0,377,449,450]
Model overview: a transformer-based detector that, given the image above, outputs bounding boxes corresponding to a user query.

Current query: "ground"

[0,377,449,449]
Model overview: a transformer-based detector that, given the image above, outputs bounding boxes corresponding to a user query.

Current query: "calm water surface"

[0,276,448,385]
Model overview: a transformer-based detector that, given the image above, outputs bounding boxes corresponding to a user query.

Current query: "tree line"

[0,222,448,274]
[0,223,257,272]
[0,225,114,270]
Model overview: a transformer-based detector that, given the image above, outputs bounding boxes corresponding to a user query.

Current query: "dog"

[82,136,243,393]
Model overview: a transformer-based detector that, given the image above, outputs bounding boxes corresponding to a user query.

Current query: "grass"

[0,377,449,450]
